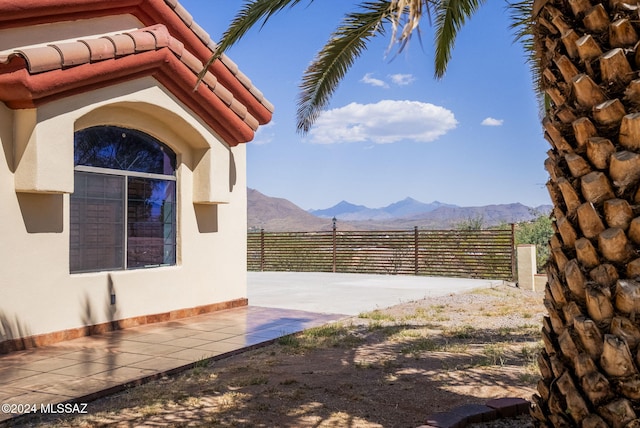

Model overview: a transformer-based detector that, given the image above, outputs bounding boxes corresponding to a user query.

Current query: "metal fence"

[247,226,515,280]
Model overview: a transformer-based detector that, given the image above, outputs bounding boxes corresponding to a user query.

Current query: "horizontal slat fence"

[248,227,514,280]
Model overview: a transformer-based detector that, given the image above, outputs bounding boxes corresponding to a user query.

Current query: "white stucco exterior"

[0,77,248,340]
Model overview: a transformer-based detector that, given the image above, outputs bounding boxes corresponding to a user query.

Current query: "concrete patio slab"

[248,271,504,315]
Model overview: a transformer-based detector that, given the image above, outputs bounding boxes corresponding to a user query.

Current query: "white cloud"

[307,100,457,144]
[252,121,276,145]
[360,73,388,88]
[389,73,415,86]
[481,117,504,126]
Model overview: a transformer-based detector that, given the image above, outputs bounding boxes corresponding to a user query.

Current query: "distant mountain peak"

[382,198,457,218]
[309,200,390,221]
[335,200,365,209]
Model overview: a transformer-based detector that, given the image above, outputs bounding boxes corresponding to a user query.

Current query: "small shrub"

[358,309,396,322]
[481,343,509,366]
[444,325,476,339]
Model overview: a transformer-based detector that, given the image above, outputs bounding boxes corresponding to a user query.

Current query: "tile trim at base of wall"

[0,298,248,354]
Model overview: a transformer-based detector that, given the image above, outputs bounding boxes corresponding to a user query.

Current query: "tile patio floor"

[0,305,346,425]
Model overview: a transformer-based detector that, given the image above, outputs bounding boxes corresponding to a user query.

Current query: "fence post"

[510,223,516,281]
[260,228,265,272]
[517,244,537,290]
[414,226,419,275]
[332,217,337,273]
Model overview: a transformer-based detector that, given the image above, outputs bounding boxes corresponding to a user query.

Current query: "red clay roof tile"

[0,0,274,122]
[248,86,274,113]
[0,0,274,143]
[220,54,239,75]
[230,99,248,121]
[160,0,273,117]
[189,22,211,46]
[125,30,157,52]
[179,50,203,75]
[167,36,185,58]
[1,24,267,144]
[235,71,252,92]
[248,85,265,103]
[14,46,62,73]
[80,38,116,61]
[206,40,218,53]
[213,83,234,107]
[53,41,91,67]
[244,112,259,132]
[173,3,193,28]
[107,34,136,56]
[146,24,171,48]
[202,72,217,90]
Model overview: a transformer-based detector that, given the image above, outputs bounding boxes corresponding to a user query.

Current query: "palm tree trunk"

[532,0,640,426]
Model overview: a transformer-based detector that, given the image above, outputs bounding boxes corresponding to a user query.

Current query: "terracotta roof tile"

[249,85,266,104]
[0,0,274,121]
[3,24,265,137]
[53,42,91,67]
[244,112,259,131]
[105,34,136,56]
[146,24,171,48]
[220,54,239,75]
[1,0,274,139]
[230,99,248,120]
[173,3,193,28]
[202,72,217,90]
[15,46,62,73]
[179,49,202,74]
[167,36,185,58]
[247,85,274,113]
[162,0,274,114]
[234,71,252,92]
[213,83,234,106]
[206,40,218,53]
[125,30,157,52]
[80,39,116,61]
[263,99,274,114]
[189,22,211,46]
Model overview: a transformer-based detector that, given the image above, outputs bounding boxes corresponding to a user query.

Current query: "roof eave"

[0,0,274,124]
[0,49,255,145]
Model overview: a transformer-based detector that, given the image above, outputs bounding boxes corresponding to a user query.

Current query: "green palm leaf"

[508,0,545,113]
[297,1,392,133]
[433,0,486,79]
[198,0,313,81]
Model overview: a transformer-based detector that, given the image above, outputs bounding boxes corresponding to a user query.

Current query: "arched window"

[70,126,177,273]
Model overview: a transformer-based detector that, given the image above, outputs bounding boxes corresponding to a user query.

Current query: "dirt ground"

[17,283,545,428]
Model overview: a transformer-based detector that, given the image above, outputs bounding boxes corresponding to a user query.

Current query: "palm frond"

[433,0,486,79]
[508,0,545,114]
[297,1,392,133]
[198,0,312,82]
[387,0,424,53]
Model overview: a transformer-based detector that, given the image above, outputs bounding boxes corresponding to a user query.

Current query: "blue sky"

[180,1,551,210]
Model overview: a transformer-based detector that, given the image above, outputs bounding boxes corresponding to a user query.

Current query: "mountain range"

[309,198,457,221]
[248,188,552,232]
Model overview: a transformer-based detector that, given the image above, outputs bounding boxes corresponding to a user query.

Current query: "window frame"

[70,126,178,274]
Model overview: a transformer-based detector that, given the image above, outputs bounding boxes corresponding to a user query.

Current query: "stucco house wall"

[0,2,272,350]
